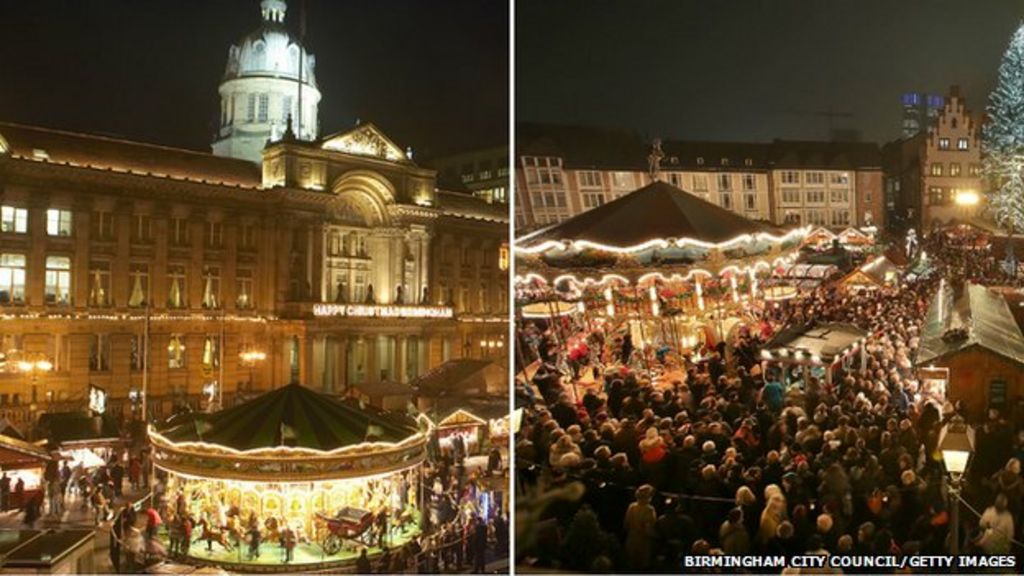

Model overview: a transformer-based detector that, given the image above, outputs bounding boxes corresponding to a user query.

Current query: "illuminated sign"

[312,304,454,319]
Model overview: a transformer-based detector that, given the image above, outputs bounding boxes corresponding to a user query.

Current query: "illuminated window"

[0,254,26,304]
[969,164,982,177]
[167,265,187,309]
[46,209,72,237]
[89,261,111,307]
[938,138,950,150]
[498,245,509,271]
[928,187,946,205]
[612,172,633,188]
[1,206,27,234]
[957,138,969,150]
[202,266,221,309]
[129,263,149,308]
[203,336,221,369]
[950,163,961,176]
[930,163,943,176]
[170,217,190,246]
[132,214,152,243]
[206,221,224,248]
[236,269,254,309]
[829,173,849,185]
[168,335,186,369]
[44,256,71,305]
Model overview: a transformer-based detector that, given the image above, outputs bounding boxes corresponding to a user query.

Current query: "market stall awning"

[156,383,420,451]
[764,322,868,364]
[517,180,778,248]
[0,434,50,470]
[918,282,1024,366]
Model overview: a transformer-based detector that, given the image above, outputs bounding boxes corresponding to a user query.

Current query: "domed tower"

[212,0,321,163]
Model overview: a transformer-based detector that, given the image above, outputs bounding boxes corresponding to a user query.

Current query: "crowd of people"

[515,231,1024,572]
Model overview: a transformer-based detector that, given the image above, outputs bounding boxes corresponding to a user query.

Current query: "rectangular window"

[206,221,223,248]
[1,206,27,234]
[167,265,187,308]
[864,191,872,203]
[969,164,982,177]
[89,261,111,307]
[807,210,827,226]
[202,266,221,309]
[744,193,757,211]
[717,174,732,191]
[784,211,801,224]
[167,335,186,369]
[830,210,850,227]
[91,210,114,240]
[938,137,950,150]
[170,217,190,246]
[782,190,801,204]
[806,172,824,185]
[950,163,962,176]
[128,263,149,308]
[928,187,946,205]
[691,174,708,191]
[89,334,110,372]
[203,336,221,369]
[239,222,257,250]
[0,254,26,304]
[46,209,72,237]
[742,174,756,191]
[257,94,269,122]
[668,173,682,187]
[931,163,944,176]
[45,256,71,305]
[236,269,254,309]
[246,94,256,122]
[829,173,850,186]
[829,189,849,204]
[719,192,733,210]
[957,138,969,151]
[582,193,605,209]
[132,214,152,243]
[612,172,633,188]
[130,335,142,372]
[781,171,800,184]
[806,190,825,204]
[579,171,603,188]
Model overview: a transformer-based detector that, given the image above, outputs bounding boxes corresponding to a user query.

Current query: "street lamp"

[940,415,975,556]
[10,351,53,407]
[954,189,980,207]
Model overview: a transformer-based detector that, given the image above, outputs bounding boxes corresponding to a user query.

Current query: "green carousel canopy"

[150,384,430,481]
[157,383,419,451]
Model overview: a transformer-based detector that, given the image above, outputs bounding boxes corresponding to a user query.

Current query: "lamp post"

[940,415,975,557]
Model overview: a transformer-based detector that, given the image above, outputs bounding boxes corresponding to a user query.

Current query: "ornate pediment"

[321,123,408,163]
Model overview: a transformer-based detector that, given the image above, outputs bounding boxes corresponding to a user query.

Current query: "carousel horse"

[224,514,245,548]
[196,516,234,552]
[264,516,281,543]
[394,505,417,532]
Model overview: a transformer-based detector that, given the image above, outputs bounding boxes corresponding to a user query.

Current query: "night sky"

[517,0,1024,144]
[0,0,508,158]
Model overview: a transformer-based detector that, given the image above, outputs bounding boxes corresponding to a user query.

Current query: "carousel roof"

[156,383,420,451]
[517,181,778,248]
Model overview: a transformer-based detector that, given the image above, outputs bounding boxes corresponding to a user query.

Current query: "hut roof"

[918,282,1024,366]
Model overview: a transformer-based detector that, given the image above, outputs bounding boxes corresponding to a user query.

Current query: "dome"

[222,0,317,87]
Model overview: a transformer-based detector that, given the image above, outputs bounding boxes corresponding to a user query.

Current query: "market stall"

[149,383,431,569]
[838,255,901,291]
[0,434,51,510]
[435,409,487,458]
[37,412,122,473]
[761,322,869,388]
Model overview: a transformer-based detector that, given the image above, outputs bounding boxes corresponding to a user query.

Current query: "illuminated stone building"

[0,1,508,426]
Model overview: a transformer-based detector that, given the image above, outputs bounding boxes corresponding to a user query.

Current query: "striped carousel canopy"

[156,383,420,452]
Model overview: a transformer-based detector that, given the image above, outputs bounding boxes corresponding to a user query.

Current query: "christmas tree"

[984,22,1024,232]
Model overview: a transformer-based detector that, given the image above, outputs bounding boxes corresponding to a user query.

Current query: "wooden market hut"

[0,434,51,509]
[761,322,869,388]
[917,282,1024,421]
[838,255,900,290]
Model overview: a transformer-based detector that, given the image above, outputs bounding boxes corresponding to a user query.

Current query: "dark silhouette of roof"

[520,180,777,247]
[156,383,419,451]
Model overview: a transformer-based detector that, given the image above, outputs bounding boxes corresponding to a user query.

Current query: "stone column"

[396,335,408,383]
[366,335,380,383]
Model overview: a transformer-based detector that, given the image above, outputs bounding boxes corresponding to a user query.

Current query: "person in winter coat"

[719,507,752,555]
[977,493,1015,555]
[624,484,657,571]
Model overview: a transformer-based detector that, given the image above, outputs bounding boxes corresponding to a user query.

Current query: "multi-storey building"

[901,92,944,139]
[515,123,882,233]
[0,0,508,426]
[885,86,983,232]
[426,146,509,205]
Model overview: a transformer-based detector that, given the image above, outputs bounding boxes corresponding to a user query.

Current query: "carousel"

[515,181,810,361]
[149,383,431,570]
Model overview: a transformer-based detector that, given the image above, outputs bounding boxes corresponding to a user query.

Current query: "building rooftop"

[918,282,1024,366]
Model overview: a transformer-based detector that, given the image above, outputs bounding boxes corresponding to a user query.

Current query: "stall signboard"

[88,385,107,415]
